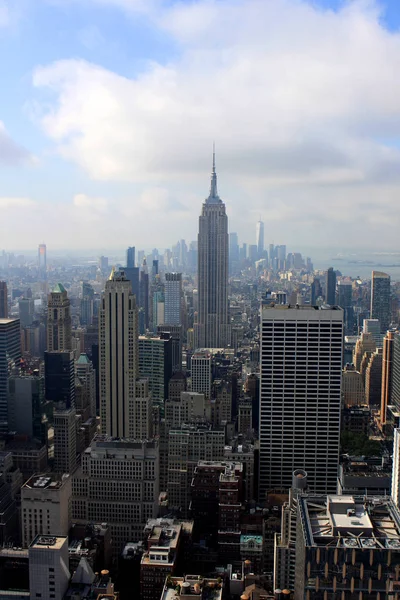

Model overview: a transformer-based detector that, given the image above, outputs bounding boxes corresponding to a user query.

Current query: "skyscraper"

[259,304,343,498]
[127,246,136,269]
[164,273,182,326]
[0,282,7,318]
[325,267,336,305]
[371,270,391,333]
[229,232,239,268]
[99,269,139,438]
[310,277,322,305]
[38,243,47,280]
[381,330,394,425]
[0,318,21,433]
[197,151,229,348]
[47,284,72,352]
[256,218,264,258]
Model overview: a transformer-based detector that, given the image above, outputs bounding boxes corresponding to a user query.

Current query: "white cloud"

[30,0,400,248]
[0,197,36,208]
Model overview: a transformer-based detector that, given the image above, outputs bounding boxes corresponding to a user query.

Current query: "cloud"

[0,197,36,208]
[0,122,34,166]
[29,0,400,248]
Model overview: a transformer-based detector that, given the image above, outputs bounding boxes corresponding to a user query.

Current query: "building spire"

[206,143,221,204]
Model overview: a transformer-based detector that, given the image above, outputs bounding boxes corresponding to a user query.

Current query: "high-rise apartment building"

[164,273,182,326]
[99,269,139,438]
[21,473,72,547]
[191,350,212,398]
[0,281,8,318]
[72,436,159,553]
[0,318,21,433]
[325,267,336,305]
[197,152,229,348]
[371,270,391,333]
[47,284,72,351]
[37,244,47,280]
[256,219,264,258]
[259,305,343,498]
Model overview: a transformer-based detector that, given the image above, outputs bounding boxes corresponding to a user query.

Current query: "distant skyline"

[1,0,400,249]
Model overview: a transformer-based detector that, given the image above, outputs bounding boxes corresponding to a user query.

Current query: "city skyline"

[1,1,400,249]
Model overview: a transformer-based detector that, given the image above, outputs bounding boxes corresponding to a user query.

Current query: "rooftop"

[300,494,400,549]
[23,472,69,491]
[161,575,223,600]
[30,535,67,550]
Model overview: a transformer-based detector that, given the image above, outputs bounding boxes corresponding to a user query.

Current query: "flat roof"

[300,495,400,548]
[30,535,67,550]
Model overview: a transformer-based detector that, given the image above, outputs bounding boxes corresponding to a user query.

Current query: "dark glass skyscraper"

[44,350,75,409]
[197,152,229,348]
[371,270,391,333]
[0,318,21,433]
[325,267,336,305]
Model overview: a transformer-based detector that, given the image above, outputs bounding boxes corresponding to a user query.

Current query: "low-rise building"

[140,520,182,600]
[160,575,223,600]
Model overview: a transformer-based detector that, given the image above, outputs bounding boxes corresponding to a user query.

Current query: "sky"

[1,0,400,253]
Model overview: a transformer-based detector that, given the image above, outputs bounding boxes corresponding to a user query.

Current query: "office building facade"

[325,267,336,305]
[259,305,343,498]
[164,272,182,326]
[72,437,159,553]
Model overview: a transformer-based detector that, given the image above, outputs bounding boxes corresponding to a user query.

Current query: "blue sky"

[2,0,400,251]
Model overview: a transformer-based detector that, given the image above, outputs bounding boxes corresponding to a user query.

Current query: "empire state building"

[196,152,230,348]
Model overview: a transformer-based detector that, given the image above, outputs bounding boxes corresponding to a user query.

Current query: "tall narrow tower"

[371,271,391,333]
[38,244,47,280]
[256,218,264,258]
[99,269,139,438]
[197,150,229,348]
[47,284,72,352]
